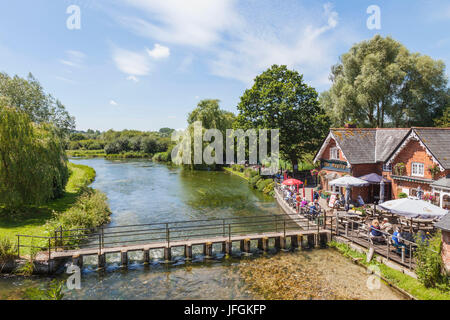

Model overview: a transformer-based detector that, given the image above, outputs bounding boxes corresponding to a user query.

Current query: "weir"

[17,214,331,273]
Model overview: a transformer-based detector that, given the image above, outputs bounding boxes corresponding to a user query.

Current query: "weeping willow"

[0,105,68,209]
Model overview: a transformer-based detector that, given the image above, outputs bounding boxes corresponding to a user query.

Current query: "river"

[0,159,403,300]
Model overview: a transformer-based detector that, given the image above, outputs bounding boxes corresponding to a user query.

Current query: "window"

[330,147,339,160]
[382,163,392,172]
[411,162,424,177]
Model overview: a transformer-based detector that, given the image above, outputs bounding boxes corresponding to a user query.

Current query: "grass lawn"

[329,241,450,300]
[0,163,96,244]
[223,167,249,181]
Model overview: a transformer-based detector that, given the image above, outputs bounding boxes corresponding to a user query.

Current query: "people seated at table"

[391,227,410,255]
[357,195,365,207]
[369,220,385,243]
[380,218,393,234]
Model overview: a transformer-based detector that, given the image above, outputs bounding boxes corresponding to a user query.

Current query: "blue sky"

[0,0,449,131]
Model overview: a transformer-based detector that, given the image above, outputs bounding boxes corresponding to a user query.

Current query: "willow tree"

[0,103,68,210]
[321,35,449,127]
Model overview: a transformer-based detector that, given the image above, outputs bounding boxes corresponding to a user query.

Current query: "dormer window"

[330,147,339,160]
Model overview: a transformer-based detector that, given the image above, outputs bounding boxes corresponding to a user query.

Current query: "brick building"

[314,127,450,208]
[435,214,450,275]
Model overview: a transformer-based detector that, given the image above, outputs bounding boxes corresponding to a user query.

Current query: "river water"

[0,159,403,300]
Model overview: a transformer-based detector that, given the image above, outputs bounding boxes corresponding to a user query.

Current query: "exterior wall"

[442,231,450,275]
[322,139,347,162]
[352,163,382,177]
[388,139,450,199]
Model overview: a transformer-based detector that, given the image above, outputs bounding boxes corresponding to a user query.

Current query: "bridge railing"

[17,214,328,259]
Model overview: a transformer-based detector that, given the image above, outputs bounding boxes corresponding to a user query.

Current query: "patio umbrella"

[358,173,390,184]
[329,176,370,188]
[378,198,448,219]
[282,178,303,193]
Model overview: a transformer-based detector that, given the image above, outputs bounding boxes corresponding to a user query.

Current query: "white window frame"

[382,163,392,172]
[411,162,424,177]
[330,147,339,160]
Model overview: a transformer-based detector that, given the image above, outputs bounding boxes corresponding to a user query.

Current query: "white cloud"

[113,47,151,76]
[127,75,139,82]
[110,100,118,106]
[209,3,341,87]
[60,50,86,68]
[146,44,170,59]
[118,0,241,48]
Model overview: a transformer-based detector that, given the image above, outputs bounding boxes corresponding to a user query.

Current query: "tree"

[321,35,449,128]
[0,72,75,135]
[235,65,330,172]
[0,103,68,210]
[434,104,450,128]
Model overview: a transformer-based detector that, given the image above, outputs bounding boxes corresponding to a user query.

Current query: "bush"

[398,192,408,199]
[50,188,111,230]
[415,231,448,289]
[152,151,170,162]
[249,175,262,189]
[0,237,16,263]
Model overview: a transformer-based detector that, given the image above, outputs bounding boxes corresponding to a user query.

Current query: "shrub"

[50,188,111,230]
[152,151,170,162]
[249,175,262,189]
[398,192,408,199]
[415,231,448,289]
[0,237,16,263]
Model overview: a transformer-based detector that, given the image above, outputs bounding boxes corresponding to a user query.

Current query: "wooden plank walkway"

[39,229,329,261]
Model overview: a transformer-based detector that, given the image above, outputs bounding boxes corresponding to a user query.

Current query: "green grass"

[0,163,96,244]
[223,167,249,181]
[329,241,450,300]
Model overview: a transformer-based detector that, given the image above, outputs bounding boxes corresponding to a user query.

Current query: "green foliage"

[0,72,75,135]
[322,35,449,128]
[398,192,408,199]
[249,175,263,189]
[0,237,16,263]
[24,279,65,300]
[152,151,170,162]
[49,188,111,230]
[235,65,329,171]
[415,231,448,289]
[434,105,450,127]
[0,105,69,210]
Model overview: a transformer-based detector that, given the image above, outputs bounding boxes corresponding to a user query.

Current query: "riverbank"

[223,166,275,196]
[329,241,450,300]
[66,149,153,159]
[0,162,110,258]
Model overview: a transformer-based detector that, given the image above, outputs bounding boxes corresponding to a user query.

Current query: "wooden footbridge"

[17,214,332,273]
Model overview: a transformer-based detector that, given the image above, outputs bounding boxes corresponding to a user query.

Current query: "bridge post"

[98,253,106,270]
[72,254,83,269]
[243,239,251,254]
[307,235,314,249]
[314,234,321,248]
[291,235,298,250]
[275,237,281,250]
[121,250,128,267]
[164,247,172,263]
[185,245,192,260]
[280,236,287,251]
[225,241,232,255]
[205,242,213,258]
[143,248,150,264]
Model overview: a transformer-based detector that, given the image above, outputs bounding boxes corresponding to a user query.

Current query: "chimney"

[344,123,356,129]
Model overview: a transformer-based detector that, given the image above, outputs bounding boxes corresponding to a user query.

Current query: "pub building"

[314,126,450,209]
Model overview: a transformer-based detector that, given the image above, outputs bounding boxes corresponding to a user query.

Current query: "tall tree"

[0,102,68,210]
[0,72,75,135]
[235,65,330,172]
[321,35,449,128]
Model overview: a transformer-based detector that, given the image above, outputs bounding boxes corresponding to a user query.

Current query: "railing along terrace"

[17,214,327,259]
[334,214,438,270]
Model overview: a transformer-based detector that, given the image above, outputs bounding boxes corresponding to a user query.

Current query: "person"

[313,190,319,202]
[369,220,385,243]
[380,218,393,234]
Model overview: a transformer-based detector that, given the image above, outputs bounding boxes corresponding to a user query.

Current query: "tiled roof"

[435,213,450,232]
[331,128,409,164]
[431,175,450,189]
[414,128,450,170]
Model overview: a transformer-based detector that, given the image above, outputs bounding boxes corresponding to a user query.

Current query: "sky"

[0,0,449,131]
